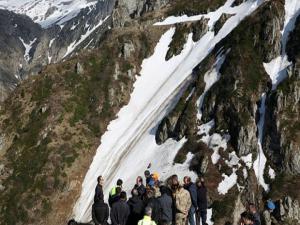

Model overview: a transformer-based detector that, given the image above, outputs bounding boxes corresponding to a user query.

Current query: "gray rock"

[123,41,135,60]
[76,62,84,75]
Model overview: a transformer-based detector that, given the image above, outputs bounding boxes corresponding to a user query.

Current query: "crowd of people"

[68,170,280,225]
[90,170,208,225]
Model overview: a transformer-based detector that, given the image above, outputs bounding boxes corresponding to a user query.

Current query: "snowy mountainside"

[0,0,99,28]
[0,0,300,225]
[0,0,115,101]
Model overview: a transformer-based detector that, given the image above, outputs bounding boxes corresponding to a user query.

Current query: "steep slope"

[0,24,164,225]
[0,0,300,225]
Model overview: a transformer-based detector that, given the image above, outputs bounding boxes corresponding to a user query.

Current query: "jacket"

[127,196,144,225]
[92,200,109,225]
[135,184,146,198]
[197,186,207,210]
[111,200,130,225]
[184,182,198,208]
[145,197,162,224]
[174,187,191,218]
[158,193,173,223]
[94,184,104,203]
[138,216,157,225]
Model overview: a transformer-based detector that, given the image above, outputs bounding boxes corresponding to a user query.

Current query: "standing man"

[249,203,261,225]
[158,186,173,225]
[111,191,130,225]
[171,175,191,225]
[183,176,198,225]
[94,176,104,203]
[196,178,208,225]
[138,206,157,225]
[92,195,109,225]
[110,179,123,197]
[127,189,144,225]
[135,176,146,198]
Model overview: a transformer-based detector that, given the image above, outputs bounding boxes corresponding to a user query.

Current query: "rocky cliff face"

[0,0,300,225]
[0,0,115,101]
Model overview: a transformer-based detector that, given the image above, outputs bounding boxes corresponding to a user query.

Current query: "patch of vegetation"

[31,76,53,103]
[267,173,300,202]
[211,190,238,223]
[0,106,51,225]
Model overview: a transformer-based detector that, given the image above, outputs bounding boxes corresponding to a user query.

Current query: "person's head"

[152,172,159,181]
[146,188,155,199]
[120,191,127,201]
[249,203,257,213]
[68,219,77,225]
[117,179,123,187]
[136,176,143,185]
[116,186,122,195]
[196,177,205,188]
[144,170,150,178]
[241,212,253,225]
[131,188,139,197]
[97,176,104,186]
[183,176,191,185]
[144,206,152,217]
[171,174,179,190]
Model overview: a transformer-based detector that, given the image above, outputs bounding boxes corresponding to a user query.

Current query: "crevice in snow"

[253,93,269,191]
[19,37,37,62]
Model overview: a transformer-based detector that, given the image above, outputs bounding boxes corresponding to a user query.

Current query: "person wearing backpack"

[127,189,145,225]
[138,206,157,225]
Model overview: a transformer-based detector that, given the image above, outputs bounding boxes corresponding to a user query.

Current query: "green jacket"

[138,216,157,225]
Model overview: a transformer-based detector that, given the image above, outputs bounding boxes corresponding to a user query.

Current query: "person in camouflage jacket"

[171,175,192,225]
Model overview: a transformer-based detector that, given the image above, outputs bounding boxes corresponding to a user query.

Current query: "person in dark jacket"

[144,188,162,224]
[92,195,109,225]
[144,170,151,186]
[109,186,122,207]
[158,186,173,225]
[134,176,146,198]
[111,191,130,225]
[196,178,208,225]
[249,203,261,225]
[184,176,198,225]
[127,189,145,225]
[94,176,104,203]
